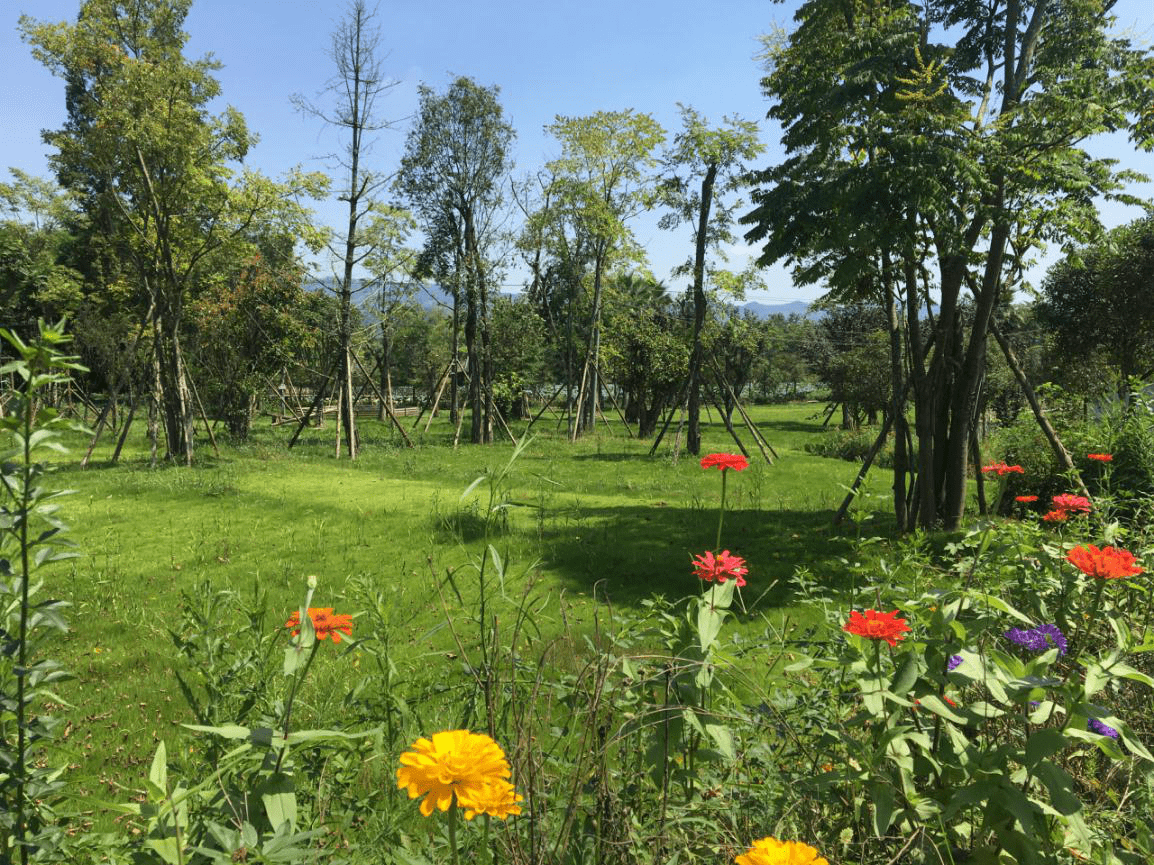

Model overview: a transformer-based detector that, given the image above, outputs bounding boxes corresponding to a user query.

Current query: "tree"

[601,272,688,437]
[1038,216,1154,391]
[489,295,547,420]
[744,0,1154,530]
[801,303,891,429]
[22,0,323,464]
[187,251,318,439]
[361,205,419,418]
[659,105,763,454]
[292,0,398,459]
[539,111,665,437]
[395,76,515,444]
[0,171,84,341]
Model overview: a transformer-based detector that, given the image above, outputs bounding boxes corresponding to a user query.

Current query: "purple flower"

[1088,718,1120,738]
[947,654,963,671]
[1003,624,1068,656]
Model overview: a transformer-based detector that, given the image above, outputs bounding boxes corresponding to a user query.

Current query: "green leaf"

[703,723,736,761]
[916,694,966,723]
[145,836,183,865]
[889,652,920,696]
[183,723,253,740]
[460,474,487,502]
[257,772,297,833]
[696,602,725,651]
[870,782,895,837]
[1034,761,1082,816]
[149,741,168,791]
[1025,728,1067,767]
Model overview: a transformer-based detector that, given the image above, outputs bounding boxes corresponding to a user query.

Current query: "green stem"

[716,469,728,551]
[14,361,35,865]
[448,795,461,865]
[274,638,321,774]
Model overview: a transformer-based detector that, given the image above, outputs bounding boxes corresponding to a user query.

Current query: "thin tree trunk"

[687,162,718,456]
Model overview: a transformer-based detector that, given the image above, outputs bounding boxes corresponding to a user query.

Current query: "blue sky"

[5,0,1154,304]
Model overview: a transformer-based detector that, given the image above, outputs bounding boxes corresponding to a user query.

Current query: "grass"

[44,401,892,813]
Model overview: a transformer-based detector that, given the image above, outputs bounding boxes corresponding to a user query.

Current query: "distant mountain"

[739,300,815,319]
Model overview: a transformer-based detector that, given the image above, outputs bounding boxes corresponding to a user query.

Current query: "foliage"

[0,321,87,863]
[600,273,689,438]
[1038,216,1154,390]
[744,0,1154,529]
[533,110,666,436]
[0,171,84,338]
[21,0,326,463]
[188,253,320,439]
[395,75,515,445]
[658,105,765,454]
[489,294,547,420]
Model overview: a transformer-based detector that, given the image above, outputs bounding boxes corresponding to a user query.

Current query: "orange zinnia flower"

[1066,544,1143,580]
[285,607,354,643]
[700,452,749,472]
[843,609,910,647]
[1015,495,1039,503]
[1087,453,1113,462]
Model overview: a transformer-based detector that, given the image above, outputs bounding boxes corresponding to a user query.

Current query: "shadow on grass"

[535,502,870,611]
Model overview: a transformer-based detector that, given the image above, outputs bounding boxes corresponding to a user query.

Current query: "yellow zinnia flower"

[735,836,829,865]
[461,777,523,820]
[396,730,515,817]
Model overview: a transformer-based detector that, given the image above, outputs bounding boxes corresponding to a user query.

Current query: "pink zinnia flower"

[691,550,748,586]
[1051,494,1091,514]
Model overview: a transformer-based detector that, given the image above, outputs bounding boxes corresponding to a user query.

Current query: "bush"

[806,426,895,468]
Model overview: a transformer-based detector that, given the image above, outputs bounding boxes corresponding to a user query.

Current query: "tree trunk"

[687,162,718,456]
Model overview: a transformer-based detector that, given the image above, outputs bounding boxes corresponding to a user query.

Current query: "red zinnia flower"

[699,452,749,472]
[1066,544,1143,580]
[1015,495,1039,503]
[843,609,910,647]
[1087,453,1113,462]
[286,607,354,643]
[1042,509,1070,523]
[692,550,748,586]
[981,462,1024,476]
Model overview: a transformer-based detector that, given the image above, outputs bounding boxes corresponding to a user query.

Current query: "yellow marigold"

[460,777,523,820]
[396,730,514,817]
[735,836,829,865]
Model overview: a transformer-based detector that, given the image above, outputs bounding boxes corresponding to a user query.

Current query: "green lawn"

[48,402,890,803]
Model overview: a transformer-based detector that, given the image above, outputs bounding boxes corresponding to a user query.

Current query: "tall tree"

[1039,216,1154,390]
[22,0,322,464]
[395,76,515,444]
[0,170,84,339]
[601,272,688,437]
[292,0,397,459]
[659,105,763,454]
[744,0,1154,530]
[541,111,665,437]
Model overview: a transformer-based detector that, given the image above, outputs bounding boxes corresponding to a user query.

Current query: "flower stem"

[716,468,728,551]
[448,795,461,865]
[274,638,321,774]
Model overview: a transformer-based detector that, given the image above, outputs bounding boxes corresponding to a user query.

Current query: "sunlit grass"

[48,402,890,810]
